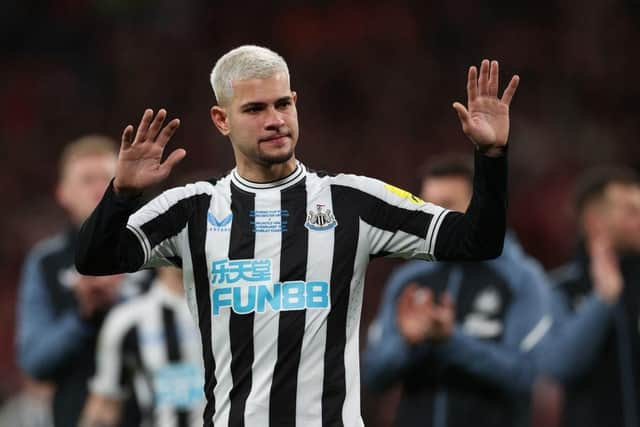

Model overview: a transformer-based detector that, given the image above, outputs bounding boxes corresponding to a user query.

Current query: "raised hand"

[113,109,186,196]
[453,59,520,157]
[589,235,623,305]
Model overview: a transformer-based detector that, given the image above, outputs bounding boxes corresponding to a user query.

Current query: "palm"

[453,60,519,153]
[114,109,186,195]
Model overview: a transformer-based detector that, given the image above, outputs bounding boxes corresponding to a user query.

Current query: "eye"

[276,100,292,110]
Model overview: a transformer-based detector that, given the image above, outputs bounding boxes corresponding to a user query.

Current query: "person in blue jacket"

[362,155,613,427]
[551,166,640,427]
[15,136,151,427]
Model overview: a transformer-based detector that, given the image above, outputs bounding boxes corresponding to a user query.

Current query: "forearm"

[363,324,431,392]
[76,180,145,275]
[541,294,613,383]
[434,151,507,260]
[434,328,536,395]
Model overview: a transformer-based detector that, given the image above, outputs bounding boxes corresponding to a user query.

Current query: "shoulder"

[28,232,68,260]
[490,234,551,291]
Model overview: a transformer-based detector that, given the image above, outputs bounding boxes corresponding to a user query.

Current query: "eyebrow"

[240,96,293,110]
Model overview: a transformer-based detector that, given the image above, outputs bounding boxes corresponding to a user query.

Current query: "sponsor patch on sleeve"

[384,183,424,205]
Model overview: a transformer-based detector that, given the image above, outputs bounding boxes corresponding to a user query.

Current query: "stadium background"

[1,0,639,425]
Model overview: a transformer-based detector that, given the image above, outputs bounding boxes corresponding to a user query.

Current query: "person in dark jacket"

[552,166,640,427]
[362,156,610,427]
[16,136,150,427]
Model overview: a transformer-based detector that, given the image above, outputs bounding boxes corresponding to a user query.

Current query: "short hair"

[574,166,640,214]
[210,45,290,106]
[419,154,474,184]
[58,135,118,179]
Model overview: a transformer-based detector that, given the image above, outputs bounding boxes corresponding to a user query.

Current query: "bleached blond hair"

[210,45,290,106]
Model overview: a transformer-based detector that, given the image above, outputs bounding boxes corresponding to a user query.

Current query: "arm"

[362,263,435,392]
[432,258,557,395]
[539,291,612,383]
[17,250,95,379]
[75,109,185,276]
[541,237,621,383]
[434,152,507,260]
[435,60,519,261]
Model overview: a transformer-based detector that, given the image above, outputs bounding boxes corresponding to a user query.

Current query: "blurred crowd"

[2,0,640,426]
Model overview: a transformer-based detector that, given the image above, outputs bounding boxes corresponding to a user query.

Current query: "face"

[420,175,472,212]
[211,73,299,168]
[56,154,117,225]
[602,183,640,253]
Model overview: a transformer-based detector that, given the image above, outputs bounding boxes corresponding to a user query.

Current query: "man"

[362,155,558,427]
[81,267,204,427]
[75,45,519,426]
[16,136,151,427]
[552,167,640,427]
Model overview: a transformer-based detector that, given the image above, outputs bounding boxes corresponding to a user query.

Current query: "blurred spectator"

[362,155,558,427]
[15,136,152,427]
[81,267,204,427]
[551,166,640,427]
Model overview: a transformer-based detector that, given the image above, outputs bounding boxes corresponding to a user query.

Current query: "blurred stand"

[0,376,54,427]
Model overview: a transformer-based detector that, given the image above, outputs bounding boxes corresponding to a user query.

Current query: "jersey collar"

[231,161,306,192]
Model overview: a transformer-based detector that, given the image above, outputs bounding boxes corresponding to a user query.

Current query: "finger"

[501,75,520,106]
[488,60,499,97]
[397,283,418,313]
[134,109,154,144]
[147,109,167,142]
[422,288,434,311]
[439,292,454,310]
[159,148,187,178]
[156,118,181,148]
[478,59,490,96]
[121,125,134,149]
[452,102,470,127]
[467,65,478,101]
[413,287,432,306]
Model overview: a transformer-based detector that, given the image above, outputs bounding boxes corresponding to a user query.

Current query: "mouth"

[259,134,290,145]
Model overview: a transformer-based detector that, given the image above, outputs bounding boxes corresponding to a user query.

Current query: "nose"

[265,106,285,130]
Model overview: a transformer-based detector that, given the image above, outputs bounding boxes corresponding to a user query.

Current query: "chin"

[259,149,295,165]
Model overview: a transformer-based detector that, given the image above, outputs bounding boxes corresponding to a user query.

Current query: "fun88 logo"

[210,258,330,315]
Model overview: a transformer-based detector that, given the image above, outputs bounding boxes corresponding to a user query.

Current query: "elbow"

[464,239,504,261]
[19,346,52,380]
[484,239,504,260]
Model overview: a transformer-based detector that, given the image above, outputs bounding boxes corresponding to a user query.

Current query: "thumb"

[160,148,187,176]
[452,102,470,125]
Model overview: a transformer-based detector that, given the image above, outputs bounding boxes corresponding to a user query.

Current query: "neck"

[235,157,298,183]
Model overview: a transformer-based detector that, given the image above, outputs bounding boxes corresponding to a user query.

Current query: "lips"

[259,134,290,144]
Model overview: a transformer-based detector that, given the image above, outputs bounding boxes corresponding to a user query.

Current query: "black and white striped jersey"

[90,281,205,427]
[77,153,507,427]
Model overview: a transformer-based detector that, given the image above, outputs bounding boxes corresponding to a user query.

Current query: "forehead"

[230,73,291,105]
[62,153,116,178]
[605,183,640,202]
[422,175,472,192]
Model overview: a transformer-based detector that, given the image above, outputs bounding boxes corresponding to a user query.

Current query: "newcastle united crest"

[304,204,338,231]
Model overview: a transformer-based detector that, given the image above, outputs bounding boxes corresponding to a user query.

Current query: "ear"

[292,91,298,104]
[55,181,67,208]
[210,106,230,136]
